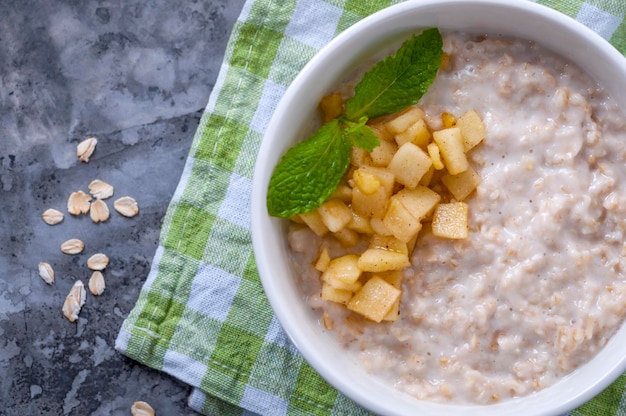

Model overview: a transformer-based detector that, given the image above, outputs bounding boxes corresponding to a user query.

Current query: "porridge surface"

[288,32,626,404]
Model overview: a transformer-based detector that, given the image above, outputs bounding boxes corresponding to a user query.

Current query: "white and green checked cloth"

[115,0,626,414]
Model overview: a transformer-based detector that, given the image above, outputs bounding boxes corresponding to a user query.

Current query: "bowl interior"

[251,1,626,415]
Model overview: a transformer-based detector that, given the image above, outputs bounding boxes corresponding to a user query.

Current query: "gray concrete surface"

[0,0,246,414]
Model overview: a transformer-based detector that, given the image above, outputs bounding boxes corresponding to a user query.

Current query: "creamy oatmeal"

[288,32,626,404]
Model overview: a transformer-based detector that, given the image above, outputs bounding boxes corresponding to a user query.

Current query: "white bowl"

[251,1,626,415]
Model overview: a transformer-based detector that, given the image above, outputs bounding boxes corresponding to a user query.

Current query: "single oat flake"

[90,199,110,223]
[88,271,105,296]
[114,196,139,217]
[38,262,55,285]
[42,208,64,225]
[61,238,85,255]
[131,401,155,416]
[62,280,86,322]
[88,179,114,200]
[67,191,91,215]
[87,253,109,271]
[77,137,97,162]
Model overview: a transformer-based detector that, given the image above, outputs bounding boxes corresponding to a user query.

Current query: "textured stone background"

[0,0,245,414]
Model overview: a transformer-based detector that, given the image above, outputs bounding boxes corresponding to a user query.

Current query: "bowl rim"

[251,0,626,414]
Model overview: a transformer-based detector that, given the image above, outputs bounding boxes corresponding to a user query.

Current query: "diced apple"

[333,227,359,247]
[393,186,441,220]
[457,109,486,152]
[441,112,457,128]
[427,142,445,170]
[395,118,431,148]
[321,283,353,305]
[382,197,422,243]
[370,217,393,236]
[348,211,374,234]
[432,127,469,175]
[347,276,401,322]
[386,142,433,189]
[432,202,469,239]
[370,139,397,167]
[369,122,394,141]
[330,184,352,203]
[317,199,352,232]
[323,277,363,292]
[419,165,436,187]
[315,245,331,272]
[358,249,410,272]
[378,270,403,321]
[368,234,409,254]
[441,164,481,201]
[352,167,394,218]
[322,254,362,284]
[298,210,329,237]
[385,106,426,134]
[353,169,380,195]
[351,146,372,167]
[319,93,343,122]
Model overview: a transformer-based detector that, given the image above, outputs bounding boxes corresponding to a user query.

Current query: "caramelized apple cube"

[351,146,372,167]
[432,202,469,239]
[330,184,353,203]
[432,127,469,175]
[317,199,352,232]
[319,93,343,122]
[386,142,433,189]
[369,217,394,236]
[441,112,457,128]
[382,197,422,243]
[441,164,481,201]
[427,142,445,170]
[379,270,403,321]
[321,283,353,305]
[457,109,486,152]
[347,211,374,234]
[315,245,331,272]
[298,210,329,237]
[347,276,401,322]
[352,167,394,218]
[333,227,359,247]
[353,169,380,195]
[394,186,441,220]
[385,106,426,134]
[368,234,409,254]
[395,118,431,148]
[370,139,397,167]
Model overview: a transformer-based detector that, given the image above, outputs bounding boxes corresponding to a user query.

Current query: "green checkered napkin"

[115,0,626,414]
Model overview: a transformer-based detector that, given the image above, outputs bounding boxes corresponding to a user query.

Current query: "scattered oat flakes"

[77,137,97,162]
[131,401,155,416]
[88,179,114,200]
[38,262,55,285]
[88,271,105,295]
[114,196,139,217]
[90,199,110,223]
[87,253,109,271]
[61,238,85,255]
[62,280,86,322]
[42,208,64,225]
[67,191,91,215]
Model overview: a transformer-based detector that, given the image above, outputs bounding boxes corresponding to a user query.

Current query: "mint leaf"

[267,119,351,218]
[341,116,380,151]
[346,125,380,152]
[345,28,443,120]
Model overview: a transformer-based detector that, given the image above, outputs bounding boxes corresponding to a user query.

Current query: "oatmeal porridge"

[287,32,626,404]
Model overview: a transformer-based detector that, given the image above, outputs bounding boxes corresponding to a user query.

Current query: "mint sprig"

[267,120,351,218]
[267,28,443,218]
[345,28,443,120]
